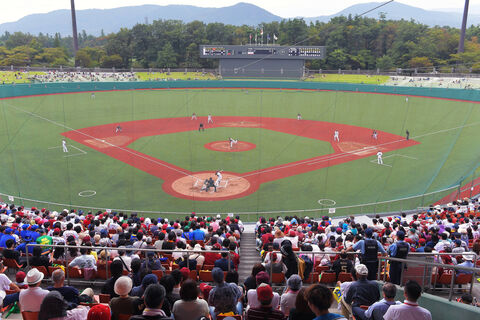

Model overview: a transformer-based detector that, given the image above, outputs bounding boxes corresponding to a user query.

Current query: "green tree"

[327,49,348,69]
[75,49,93,67]
[100,54,123,68]
[156,42,177,68]
[376,55,395,70]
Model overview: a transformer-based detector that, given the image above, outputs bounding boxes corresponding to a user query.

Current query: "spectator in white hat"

[19,268,50,312]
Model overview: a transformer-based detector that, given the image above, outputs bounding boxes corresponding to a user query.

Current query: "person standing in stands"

[388,231,410,285]
[332,250,353,279]
[383,280,431,320]
[348,228,386,280]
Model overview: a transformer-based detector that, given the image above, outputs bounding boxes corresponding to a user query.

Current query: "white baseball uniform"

[229,138,238,148]
[334,130,339,142]
[297,114,302,120]
[377,151,383,164]
[191,113,197,120]
[215,171,223,186]
[62,140,68,153]
[207,114,213,123]
[372,131,377,140]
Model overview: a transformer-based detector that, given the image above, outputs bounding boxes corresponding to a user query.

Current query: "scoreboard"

[200,45,326,59]
[199,45,326,79]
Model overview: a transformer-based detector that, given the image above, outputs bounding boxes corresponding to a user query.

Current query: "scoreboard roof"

[199,45,326,60]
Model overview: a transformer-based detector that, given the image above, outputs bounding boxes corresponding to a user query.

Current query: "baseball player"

[207,114,213,124]
[297,113,302,120]
[333,130,340,142]
[377,151,383,164]
[198,123,204,132]
[372,130,378,140]
[215,170,223,187]
[191,113,197,120]
[229,137,238,149]
[62,139,68,153]
[115,125,122,133]
[406,130,410,140]
[91,92,95,99]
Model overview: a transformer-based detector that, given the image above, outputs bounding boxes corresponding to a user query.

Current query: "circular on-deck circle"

[317,199,336,206]
[78,190,96,197]
[170,172,252,200]
[204,141,256,152]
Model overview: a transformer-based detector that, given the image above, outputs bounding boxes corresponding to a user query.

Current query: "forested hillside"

[1,16,480,71]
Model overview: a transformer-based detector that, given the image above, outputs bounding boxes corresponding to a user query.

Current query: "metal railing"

[24,243,234,286]
[262,249,478,301]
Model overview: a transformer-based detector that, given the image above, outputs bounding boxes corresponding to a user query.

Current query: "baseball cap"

[257,283,273,301]
[355,264,369,276]
[365,228,373,237]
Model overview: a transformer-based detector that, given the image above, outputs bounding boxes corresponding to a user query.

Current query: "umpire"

[349,228,386,280]
[387,230,410,284]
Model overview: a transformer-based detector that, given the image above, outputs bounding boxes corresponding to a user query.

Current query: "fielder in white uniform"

[215,170,223,187]
[297,113,302,120]
[333,130,340,142]
[207,114,213,123]
[377,151,383,164]
[191,113,197,120]
[62,139,68,153]
[115,125,122,133]
[372,130,378,140]
[229,137,238,148]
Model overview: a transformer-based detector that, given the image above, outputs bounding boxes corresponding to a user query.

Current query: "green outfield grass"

[0,71,46,84]
[136,72,218,81]
[305,74,390,84]
[0,86,479,219]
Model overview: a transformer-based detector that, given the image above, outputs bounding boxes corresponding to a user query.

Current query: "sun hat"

[26,268,44,285]
[354,264,369,276]
[287,274,302,291]
[114,276,133,296]
[462,253,474,261]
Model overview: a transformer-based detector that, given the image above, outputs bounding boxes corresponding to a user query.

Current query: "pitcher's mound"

[205,141,256,152]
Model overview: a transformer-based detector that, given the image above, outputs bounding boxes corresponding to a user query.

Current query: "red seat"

[455,273,473,286]
[338,272,353,283]
[67,267,83,278]
[315,265,329,273]
[96,268,108,280]
[21,311,39,320]
[203,265,214,271]
[432,273,452,285]
[98,294,110,303]
[152,270,163,281]
[3,258,22,271]
[118,314,131,320]
[271,273,285,284]
[189,270,197,281]
[33,266,49,278]
[199,270,213,282]
[319,271,336,285]
[304,272,319,284]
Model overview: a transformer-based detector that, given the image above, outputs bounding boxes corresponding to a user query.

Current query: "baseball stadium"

[0,80,479,218]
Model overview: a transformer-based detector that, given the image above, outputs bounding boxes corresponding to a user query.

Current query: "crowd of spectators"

[29,71,138,83]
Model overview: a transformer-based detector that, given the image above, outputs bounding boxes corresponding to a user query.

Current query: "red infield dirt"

[62,116,419,201]
[204,141,256,152]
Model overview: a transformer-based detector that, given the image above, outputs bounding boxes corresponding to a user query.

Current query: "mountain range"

[0,2,478,36]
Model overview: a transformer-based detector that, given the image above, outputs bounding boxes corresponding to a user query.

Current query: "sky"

[0,0,478,24]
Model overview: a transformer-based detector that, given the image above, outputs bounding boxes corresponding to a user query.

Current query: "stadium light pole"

[458,0,469,53]
[70,0,79,54]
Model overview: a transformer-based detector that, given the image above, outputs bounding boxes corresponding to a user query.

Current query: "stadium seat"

[432,273,453,285]
[33,266,49,278]
[99,294,111,303]
[203,265,214,270]
[21,311,39,320]
[271,273,285,284]
[304,272,319,284]
[152,270,163,281]
[3,258,22,272]
[319,271,336,285]
[67,267,83,278]
[189,270,197,281]
[455,273,473,286]
[337,272,353,283]
[118,314,132,320]
[315,265,329,273]
[199,270,213,282]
